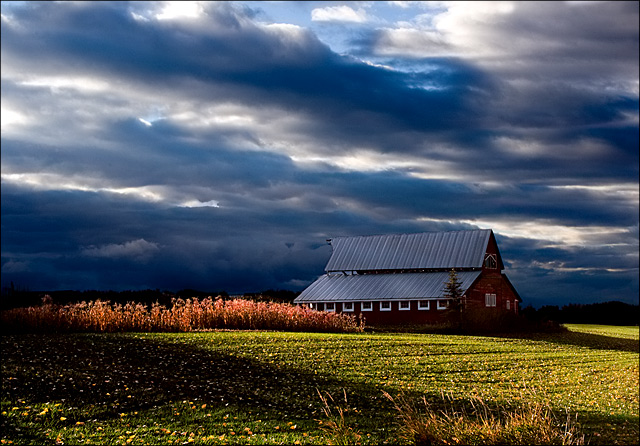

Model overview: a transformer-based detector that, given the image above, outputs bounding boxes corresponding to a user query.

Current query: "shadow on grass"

[368,322,639,353]
[1,333,397,445]
[492,330,639,353]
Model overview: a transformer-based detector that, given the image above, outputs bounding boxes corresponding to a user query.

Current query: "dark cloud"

[1,1,637,306]
[1,2,493,146]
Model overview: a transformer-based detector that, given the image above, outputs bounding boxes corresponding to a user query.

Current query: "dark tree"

[443,269,464,328]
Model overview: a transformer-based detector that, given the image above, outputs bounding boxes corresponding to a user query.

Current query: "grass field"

[1,325,638,445]
[563,324,639,340]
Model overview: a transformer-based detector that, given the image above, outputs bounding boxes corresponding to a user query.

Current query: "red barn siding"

[466,273,520,314]
[316,300,453,325]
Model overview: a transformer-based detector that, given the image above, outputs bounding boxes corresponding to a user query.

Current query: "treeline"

[241,289,299,304]
[1,289,173,310]
[521,301,639,326]
[0,286,299,310]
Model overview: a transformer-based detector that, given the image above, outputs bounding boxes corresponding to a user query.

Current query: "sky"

[1,1,638,308]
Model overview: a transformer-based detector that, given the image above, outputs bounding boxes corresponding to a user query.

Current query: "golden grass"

[0,297,364,333]
[317,389,363,445]
[383,389,586,445]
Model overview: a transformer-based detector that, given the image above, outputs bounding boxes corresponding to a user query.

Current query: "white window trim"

[437,300,449,310]
[399,301,411,311]
[418,300,430,311]
[380,301,392,312]
[484,253,497,269]
[506,300,510,310]
[485,293,496,307]
[361,301,373,312]
[325,302,336,312]
[342,302,354,312]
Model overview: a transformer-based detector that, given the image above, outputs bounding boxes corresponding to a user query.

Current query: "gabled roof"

[502,273,522,302]
[294,271,482,303]
[325,229,492,272]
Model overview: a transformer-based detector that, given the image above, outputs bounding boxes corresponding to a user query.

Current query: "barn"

[293,229,521,325]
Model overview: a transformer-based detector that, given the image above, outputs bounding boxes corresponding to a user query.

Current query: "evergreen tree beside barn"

[294,229,521,325]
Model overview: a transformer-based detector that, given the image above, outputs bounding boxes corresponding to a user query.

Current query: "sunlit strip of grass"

[564,324,639,340]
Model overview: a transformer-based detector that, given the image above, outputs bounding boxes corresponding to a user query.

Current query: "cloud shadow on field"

[1,333,398,443]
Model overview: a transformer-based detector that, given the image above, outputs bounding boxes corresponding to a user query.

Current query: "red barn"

[293,229,521,325]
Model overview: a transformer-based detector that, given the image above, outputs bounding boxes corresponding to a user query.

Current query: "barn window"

[343,302,354,312]
[437,300,449,310]
[418,300,430,310]
[325,302,335,312]
[361,301,373,312]
[506,300,511,310]
[484,254,497,269]
[399,301,410,311]
[316,303,324,311]
[485,293,496,307]
[380,301,392,311]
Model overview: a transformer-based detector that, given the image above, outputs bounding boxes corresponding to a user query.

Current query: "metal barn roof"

[294,271,482,303]
[324,229,492,272]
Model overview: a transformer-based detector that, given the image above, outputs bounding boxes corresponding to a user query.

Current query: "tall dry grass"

[0,296,364,333]
[383,390,586,445]
[317,389,363,445]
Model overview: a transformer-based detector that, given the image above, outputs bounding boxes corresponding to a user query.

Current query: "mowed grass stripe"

[564,324,639,340]
[2,327,638,445]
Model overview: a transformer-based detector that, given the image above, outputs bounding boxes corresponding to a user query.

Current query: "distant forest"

[520,301,639,326]
[1,284,637,326]
[0,284,298,310]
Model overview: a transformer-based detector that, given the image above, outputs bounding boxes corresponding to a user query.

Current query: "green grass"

[2,327,638,445]
[564,324,639,340]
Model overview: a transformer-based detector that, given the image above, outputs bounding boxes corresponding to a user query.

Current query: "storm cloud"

[1,1,638,306]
